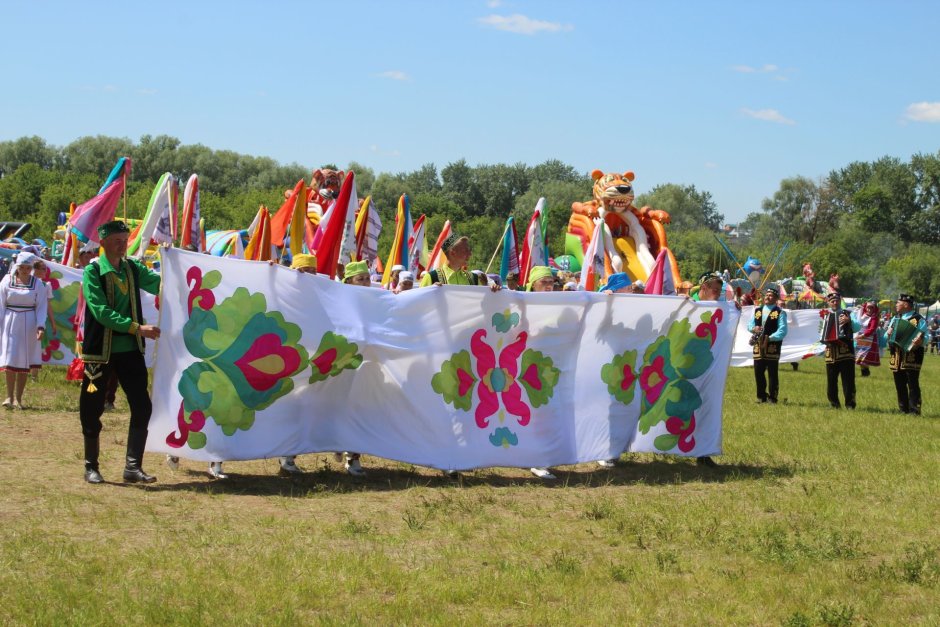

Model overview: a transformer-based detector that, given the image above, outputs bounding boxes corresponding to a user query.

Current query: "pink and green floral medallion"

[432,308,559,447]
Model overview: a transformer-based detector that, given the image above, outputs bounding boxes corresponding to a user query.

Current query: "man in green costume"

[79,221,162,484]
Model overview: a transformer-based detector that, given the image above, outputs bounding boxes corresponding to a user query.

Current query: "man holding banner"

[78,221,162,484]
[887,294,927,415]
[821,292,859,409]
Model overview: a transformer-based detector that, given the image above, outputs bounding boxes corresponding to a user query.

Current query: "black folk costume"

[887,297,928,415]
[747,303,787,403]
[821,306,858,409]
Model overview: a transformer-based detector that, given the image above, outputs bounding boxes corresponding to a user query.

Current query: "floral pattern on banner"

[40,269,79,363]
[601,308,723,453]
[432,309,560,447]
[168,266,310,449]
[309,332,363,383]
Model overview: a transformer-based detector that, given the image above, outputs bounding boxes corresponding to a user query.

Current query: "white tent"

[918,300,940,316]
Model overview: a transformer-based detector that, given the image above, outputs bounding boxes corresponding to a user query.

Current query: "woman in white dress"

[0,252,48,409]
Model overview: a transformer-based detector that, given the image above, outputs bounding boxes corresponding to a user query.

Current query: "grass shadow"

[140,458,792,496]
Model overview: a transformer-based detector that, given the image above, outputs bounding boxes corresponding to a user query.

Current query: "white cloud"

[102,85,119,92]
[704,162,718,169]
[377,70,410,81]
[486,0,502,6]
[732,64,779,74]
[137,88,157,96]
[741,108,796,125]
[477,13,572,35]
[370,145,401,157]
[904,102,940,123]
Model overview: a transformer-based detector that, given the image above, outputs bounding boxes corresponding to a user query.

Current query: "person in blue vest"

[887,293,928,414]
[746,285,788,404]
[78,221,161,484]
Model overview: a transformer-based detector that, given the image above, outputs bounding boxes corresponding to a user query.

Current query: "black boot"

[83,436,104,484]
[123,428,156,484]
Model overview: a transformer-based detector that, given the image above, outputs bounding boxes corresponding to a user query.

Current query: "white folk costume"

[0,270,49,372]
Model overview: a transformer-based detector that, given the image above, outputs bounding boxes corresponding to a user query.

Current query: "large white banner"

[730,306,825,367]
[147,249,740,469]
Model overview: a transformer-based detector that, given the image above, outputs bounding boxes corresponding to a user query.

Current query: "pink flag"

[644,249,677,296]
[69,176,125,245]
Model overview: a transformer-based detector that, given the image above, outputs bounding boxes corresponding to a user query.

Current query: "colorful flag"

[98,157,132,195]
[519,199,548,286]
[180,174,201,250]
[499,216,520,282]
[244,206,273,261]
[128,172,174,258]
[270,180,305,248]
[355,196,383,263]
[580,220,609,292]
[644,248,677,296]
[381,194,412,287]
[337,185,360,266]
[67,173,126,251]
[316,171,357,279]
[427,220,451,271]
[153,175,179,246]
[407,215,427,277]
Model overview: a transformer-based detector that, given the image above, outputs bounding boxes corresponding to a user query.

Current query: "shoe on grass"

[530,467,556,480]
[208,462,228,480]
[345,458,366,477]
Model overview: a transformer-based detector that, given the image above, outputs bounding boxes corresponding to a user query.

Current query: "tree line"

[1,135,938,300]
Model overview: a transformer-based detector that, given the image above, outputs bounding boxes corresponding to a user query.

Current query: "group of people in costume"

[743,282,928,415]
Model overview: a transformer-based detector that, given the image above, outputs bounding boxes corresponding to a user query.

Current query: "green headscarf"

[525,266,554,291]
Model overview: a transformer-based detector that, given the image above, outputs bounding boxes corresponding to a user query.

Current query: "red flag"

[316,171,356,279]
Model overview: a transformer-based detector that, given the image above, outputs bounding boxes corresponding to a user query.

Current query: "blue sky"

[2,0,939,222]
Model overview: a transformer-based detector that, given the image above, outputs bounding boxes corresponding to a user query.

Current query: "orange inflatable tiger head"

[312,168,345,200]
[591,169,636,216]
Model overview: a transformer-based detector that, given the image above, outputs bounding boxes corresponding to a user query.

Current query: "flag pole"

[484,219,513,274]
[122,171,127,222]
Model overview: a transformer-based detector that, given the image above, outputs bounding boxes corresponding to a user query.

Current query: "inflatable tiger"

[568,169,674,283]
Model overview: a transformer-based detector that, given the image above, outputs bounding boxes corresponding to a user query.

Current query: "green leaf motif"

[178,287,309,437]
[432,350,476,411]
[518,349,560,408]
[600,350,638,405]
[653,434,679,451]
[201,270,222,291]
[309,332,364,383]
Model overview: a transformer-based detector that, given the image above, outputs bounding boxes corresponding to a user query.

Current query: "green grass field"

[1,358,938,625]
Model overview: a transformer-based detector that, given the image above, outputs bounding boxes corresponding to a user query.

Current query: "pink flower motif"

[470,329,532,428]
[620,363,636,391]
[639,355,668,405]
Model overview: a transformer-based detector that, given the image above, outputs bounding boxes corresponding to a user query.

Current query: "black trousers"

[753,359,779,402]
[826,360,856,408]
[79,351,152,437]
[893,369,922,414]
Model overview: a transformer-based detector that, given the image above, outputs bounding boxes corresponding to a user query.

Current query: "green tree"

[0,136,57,176]
[60,135,135,178]
[636,183,724,232]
